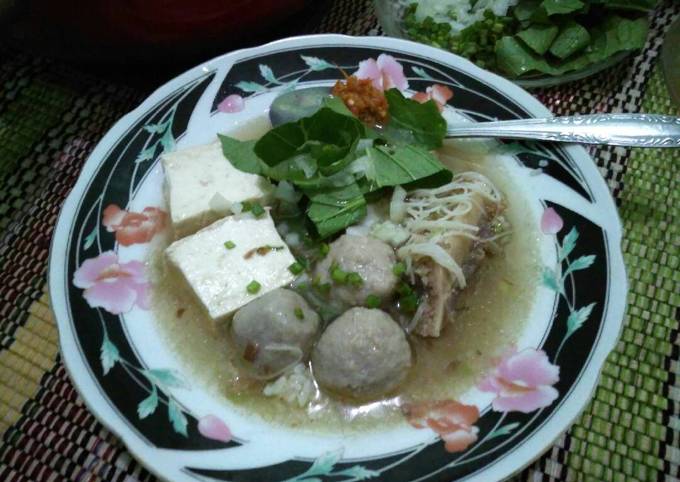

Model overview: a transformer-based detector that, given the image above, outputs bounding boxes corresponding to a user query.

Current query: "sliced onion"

[274,181,302,203]
[208,193,231,215]
[398,241,466,288]
[230,202,243,214]
[285,232,301,247]
[390,185,407,223]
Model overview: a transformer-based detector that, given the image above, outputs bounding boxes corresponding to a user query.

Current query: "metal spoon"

[269,86,680,148]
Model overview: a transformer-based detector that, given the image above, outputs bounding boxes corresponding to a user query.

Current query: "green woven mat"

[560,65,679,481]
[0,2,678,481]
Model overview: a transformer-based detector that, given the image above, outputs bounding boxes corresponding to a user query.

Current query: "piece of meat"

[413,195,499,337]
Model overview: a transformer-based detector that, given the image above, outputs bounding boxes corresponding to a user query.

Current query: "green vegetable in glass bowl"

[374,0,657,86]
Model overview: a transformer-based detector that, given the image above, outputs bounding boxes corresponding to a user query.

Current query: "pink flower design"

[73,251,150,315]
[479,347,559,413]
[102,204,167,246]
[217,94,245,113]
[355,54,409,92]
[198,415,232,443]
[540,207,563,235]
[412,84,454,112]
[403,400,480,453]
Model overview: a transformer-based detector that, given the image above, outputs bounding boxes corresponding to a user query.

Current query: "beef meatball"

[312,307,412,398]
[231,288,320,378]
[314,234,398,306]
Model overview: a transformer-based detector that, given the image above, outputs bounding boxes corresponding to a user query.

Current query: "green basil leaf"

[384,89,447,150]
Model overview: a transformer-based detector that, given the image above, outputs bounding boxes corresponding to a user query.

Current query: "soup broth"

[149,133,540,433]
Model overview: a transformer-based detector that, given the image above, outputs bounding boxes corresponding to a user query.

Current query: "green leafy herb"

[307,183,367,239]
[255,107,365,167]
[517,24,559,55]
[224,240,236,250]
[549,21,590,60]
[246,280,261,294]
[496,36,555,77]
[393,262,406,276]
[364,144,451,190]
[401,0,654,79]
[218,136,262,174]
[497,13,649,78]
[294,307,305,320]
[220,88,452,238]
[540,0,585,16]
[365,294,381,309]
[383,89,447,150]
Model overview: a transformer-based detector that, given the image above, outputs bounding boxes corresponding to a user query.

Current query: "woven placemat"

[0,1,678,481]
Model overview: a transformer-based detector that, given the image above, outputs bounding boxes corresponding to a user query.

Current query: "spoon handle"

[446,114,680,148]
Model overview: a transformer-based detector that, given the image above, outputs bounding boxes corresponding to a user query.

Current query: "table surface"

[0,1,678,481]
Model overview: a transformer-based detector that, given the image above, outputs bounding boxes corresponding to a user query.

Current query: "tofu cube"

[162,141,273,238]
[165,213,296,323]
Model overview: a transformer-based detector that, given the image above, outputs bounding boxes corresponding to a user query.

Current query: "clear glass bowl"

[373,0,631,89]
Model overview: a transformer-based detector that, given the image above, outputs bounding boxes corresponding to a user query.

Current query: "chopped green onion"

[365,294,381,309]
[317,283,331,295]
[400,292,419,314]
[347,272,363,287]
[319,243,330,257]
[224,240,236,250]
[330,263,348,284]
[241,201,253,212]
[250,202,265,218]
[396,281,413,296]
[294,307,305,320]
[393,262,406,276]
[246,280,261,294]
[288,262,305,275]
